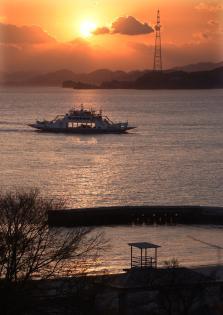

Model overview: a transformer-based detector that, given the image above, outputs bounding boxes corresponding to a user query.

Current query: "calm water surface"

[0,87,223,271]
[96,224,223,273]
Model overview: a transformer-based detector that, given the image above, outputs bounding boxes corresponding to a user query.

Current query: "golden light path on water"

[49,134,131,208]
[1,88,223,208]
[1,88,223,273]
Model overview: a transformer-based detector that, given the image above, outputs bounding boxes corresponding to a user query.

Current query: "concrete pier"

[48,205,223,227]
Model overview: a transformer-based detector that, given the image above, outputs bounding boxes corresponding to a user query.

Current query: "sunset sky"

[1,0,223,73]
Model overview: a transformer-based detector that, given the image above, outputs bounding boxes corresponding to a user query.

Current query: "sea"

[0,87,223,272]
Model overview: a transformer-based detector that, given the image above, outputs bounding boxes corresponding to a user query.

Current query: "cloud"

[94,16,154,36]
[93,26,110,35]
[1,41,93,73]
[129,41,222,69]
[195,2,223,12]
[112,16,154,35]
[193,32,210,41]
[208,19,220,27]
[0,23,56,44]
[193,22,223,43]
[0,22,222,74]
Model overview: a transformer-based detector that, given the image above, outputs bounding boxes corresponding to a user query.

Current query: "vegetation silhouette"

[0,188,106,314]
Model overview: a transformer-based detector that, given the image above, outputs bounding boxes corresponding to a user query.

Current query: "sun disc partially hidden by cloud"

[80,20,97,37]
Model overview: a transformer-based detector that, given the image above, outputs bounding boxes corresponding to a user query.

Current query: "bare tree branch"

[0,189,107,283]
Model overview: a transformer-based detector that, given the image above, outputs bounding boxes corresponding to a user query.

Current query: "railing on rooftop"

[131,256,156,268]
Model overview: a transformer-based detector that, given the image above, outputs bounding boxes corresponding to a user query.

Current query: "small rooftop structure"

[128,242,161,269]
[128,242,160,249]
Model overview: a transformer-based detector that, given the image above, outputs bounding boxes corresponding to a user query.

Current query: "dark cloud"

[94,16,154,36]
[112,16,154,35]
[0,22,221,74]
[93,26,110,35]
[0,23,56,44]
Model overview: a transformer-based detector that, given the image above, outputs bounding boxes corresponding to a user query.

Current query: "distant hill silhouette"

[171,61,223,73]
[1,69,146,86]
[100,67,223,89]
[0,71,39,85]
[1,61,222,87]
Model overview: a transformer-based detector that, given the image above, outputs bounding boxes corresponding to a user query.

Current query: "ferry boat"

[28,106,136,134]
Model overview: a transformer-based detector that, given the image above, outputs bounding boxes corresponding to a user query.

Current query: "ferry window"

[68,122,79,128]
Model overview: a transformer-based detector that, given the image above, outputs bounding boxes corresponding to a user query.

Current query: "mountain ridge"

[99,67,223,89]
[1,61,222,87]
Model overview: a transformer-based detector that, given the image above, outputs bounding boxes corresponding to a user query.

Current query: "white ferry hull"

[29,124,135,134]
[28,106,136,134]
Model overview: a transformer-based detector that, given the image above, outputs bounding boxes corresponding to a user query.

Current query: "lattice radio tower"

[153,10,162,72]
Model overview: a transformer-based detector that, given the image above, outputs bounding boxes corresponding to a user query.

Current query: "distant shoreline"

[1,85,223,90]
[63,67,223,90]
[1,63,223,88]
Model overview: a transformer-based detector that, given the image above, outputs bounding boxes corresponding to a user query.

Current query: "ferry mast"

[153,10,162,72]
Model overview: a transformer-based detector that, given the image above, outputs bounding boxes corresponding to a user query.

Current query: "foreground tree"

[0,188,105,282]
[0,189,106,314]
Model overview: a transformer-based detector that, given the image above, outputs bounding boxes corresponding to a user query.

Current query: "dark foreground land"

[48,205,223,227]
[2,265,223,315]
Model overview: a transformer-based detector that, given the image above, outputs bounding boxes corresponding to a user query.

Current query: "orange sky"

[1,0,222,72]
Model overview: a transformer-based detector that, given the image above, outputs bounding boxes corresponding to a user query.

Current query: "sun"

[80,20,97,38]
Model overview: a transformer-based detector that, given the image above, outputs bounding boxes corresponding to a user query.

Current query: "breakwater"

[48,205,223,227]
